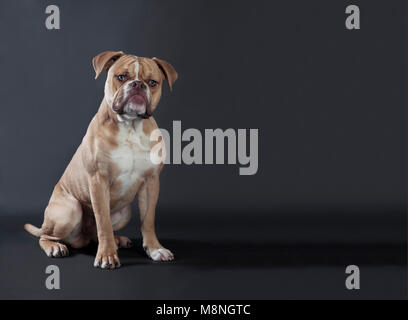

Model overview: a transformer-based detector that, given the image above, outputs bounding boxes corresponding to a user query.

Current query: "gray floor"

[0,211,406,299]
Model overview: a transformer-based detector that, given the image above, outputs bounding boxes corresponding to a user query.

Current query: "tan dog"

[24,51,177,269]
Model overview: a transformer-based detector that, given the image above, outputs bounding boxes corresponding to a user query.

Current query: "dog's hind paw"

[114,235,133,248]
[40,239,69,258]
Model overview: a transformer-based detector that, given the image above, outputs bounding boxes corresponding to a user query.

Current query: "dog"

[24,51,178,269]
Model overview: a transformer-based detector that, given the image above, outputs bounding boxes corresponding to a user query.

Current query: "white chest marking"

[110,120,156,196]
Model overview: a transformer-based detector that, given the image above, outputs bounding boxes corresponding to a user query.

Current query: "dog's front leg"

[138,174,174,261]
[89,174,120,269]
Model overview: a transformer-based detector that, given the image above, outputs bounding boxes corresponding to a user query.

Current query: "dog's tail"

[24,223,43,237]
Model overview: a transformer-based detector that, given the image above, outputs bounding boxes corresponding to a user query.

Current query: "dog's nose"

[130,80,146,90]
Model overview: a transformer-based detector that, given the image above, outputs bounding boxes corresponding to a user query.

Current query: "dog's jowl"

[24,51,178,269]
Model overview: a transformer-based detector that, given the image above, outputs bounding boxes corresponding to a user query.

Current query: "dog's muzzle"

[113,84,151,118]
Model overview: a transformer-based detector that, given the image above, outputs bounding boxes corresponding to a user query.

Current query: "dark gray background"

[0,0,406,299]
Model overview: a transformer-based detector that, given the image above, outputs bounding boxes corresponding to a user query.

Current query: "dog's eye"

[148,80,157,87]
[117,75,127,82]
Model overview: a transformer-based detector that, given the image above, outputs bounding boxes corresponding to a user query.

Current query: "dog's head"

[92,51,177,120]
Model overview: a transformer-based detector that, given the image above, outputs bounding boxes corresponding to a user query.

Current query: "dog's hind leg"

[39,187,83,258]
[111,205,133,248]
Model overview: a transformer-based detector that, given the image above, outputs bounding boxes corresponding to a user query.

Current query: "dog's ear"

[152,57,178,91]
[92,51,124,79]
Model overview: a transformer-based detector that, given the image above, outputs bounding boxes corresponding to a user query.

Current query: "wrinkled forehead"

[110,55,163,80]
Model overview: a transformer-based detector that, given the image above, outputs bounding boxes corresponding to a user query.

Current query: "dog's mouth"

[113,93,151,119]
[128,93,147,106]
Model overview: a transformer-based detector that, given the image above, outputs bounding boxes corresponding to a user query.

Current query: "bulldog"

[24,51,178,269]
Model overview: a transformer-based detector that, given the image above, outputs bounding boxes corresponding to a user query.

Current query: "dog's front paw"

[94,248,121,269]
[145,247,174,262]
